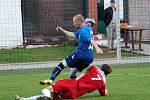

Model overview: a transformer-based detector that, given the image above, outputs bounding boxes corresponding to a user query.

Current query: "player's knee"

[57,63,65,70]
[61,59,67,67]
[42,88,51,97]
[58,59,67,69]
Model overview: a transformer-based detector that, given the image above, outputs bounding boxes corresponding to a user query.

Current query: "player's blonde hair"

[73,14,84,27]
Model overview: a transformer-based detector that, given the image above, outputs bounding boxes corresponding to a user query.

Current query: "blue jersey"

[65,25,94,71]
[74,25,93,53]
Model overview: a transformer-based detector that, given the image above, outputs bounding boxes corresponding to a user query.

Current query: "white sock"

[21,89,51,100]
[42,88,51,98]
[22,95,42,100]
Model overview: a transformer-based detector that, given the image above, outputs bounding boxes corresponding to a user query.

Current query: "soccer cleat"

[15,95,23,100]
[37,96,52,100]
[40,79,53,85]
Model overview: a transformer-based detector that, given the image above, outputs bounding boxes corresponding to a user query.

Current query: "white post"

[115,0,121,63]
[0,0,23,49]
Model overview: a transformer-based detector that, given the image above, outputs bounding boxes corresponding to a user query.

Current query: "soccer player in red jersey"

[15,64,112,100]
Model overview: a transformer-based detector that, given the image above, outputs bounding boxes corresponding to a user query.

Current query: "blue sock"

[50,63,65,81]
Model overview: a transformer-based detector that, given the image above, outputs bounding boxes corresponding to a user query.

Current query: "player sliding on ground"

[15,64,112,100]
[40,14,103,85]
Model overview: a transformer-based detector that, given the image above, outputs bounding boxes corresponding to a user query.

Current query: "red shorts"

[52,79,77,99]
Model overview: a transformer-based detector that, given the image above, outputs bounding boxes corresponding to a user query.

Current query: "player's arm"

[90,40,103,54]
[98,88,108,96]
[56,26,75,38]
[83,28,103,54]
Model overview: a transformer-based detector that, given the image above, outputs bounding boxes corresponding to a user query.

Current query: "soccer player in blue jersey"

[40,14,103,85]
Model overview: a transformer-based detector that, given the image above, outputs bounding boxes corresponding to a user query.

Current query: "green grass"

[0,45,144,63]
[0,63,150,100]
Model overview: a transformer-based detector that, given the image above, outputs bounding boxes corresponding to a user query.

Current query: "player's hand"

[96,48,103,54]
[56,26,63,32]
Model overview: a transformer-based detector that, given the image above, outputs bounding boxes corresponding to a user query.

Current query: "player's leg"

[66,55,82,79]
[69,51,93,79]
[15,95,46,100]
[15,88,53,100]
[40,59,67,85]
[40,53,76,85]
[15,95,51,100]
[70,59,90,79]
[69,68,76,79]
[50,60,66,81]
[37,88,53,100]
[70,68,78,79]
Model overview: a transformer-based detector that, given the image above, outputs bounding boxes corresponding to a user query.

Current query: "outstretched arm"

[90,40,103,54]
[56,26,75,38]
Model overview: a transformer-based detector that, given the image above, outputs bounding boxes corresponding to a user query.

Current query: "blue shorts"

[65,52,93,72]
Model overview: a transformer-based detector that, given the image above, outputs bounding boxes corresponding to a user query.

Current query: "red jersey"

[52,66,108,99]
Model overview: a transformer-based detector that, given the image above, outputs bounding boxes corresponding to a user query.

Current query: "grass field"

[0,63,150,100]
[0,45,144,63]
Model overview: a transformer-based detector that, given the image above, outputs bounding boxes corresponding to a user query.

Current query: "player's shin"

[40,61,66,85]
[50,62,65,81]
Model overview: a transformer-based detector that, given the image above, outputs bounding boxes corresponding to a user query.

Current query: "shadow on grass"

[78,93,103,100]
